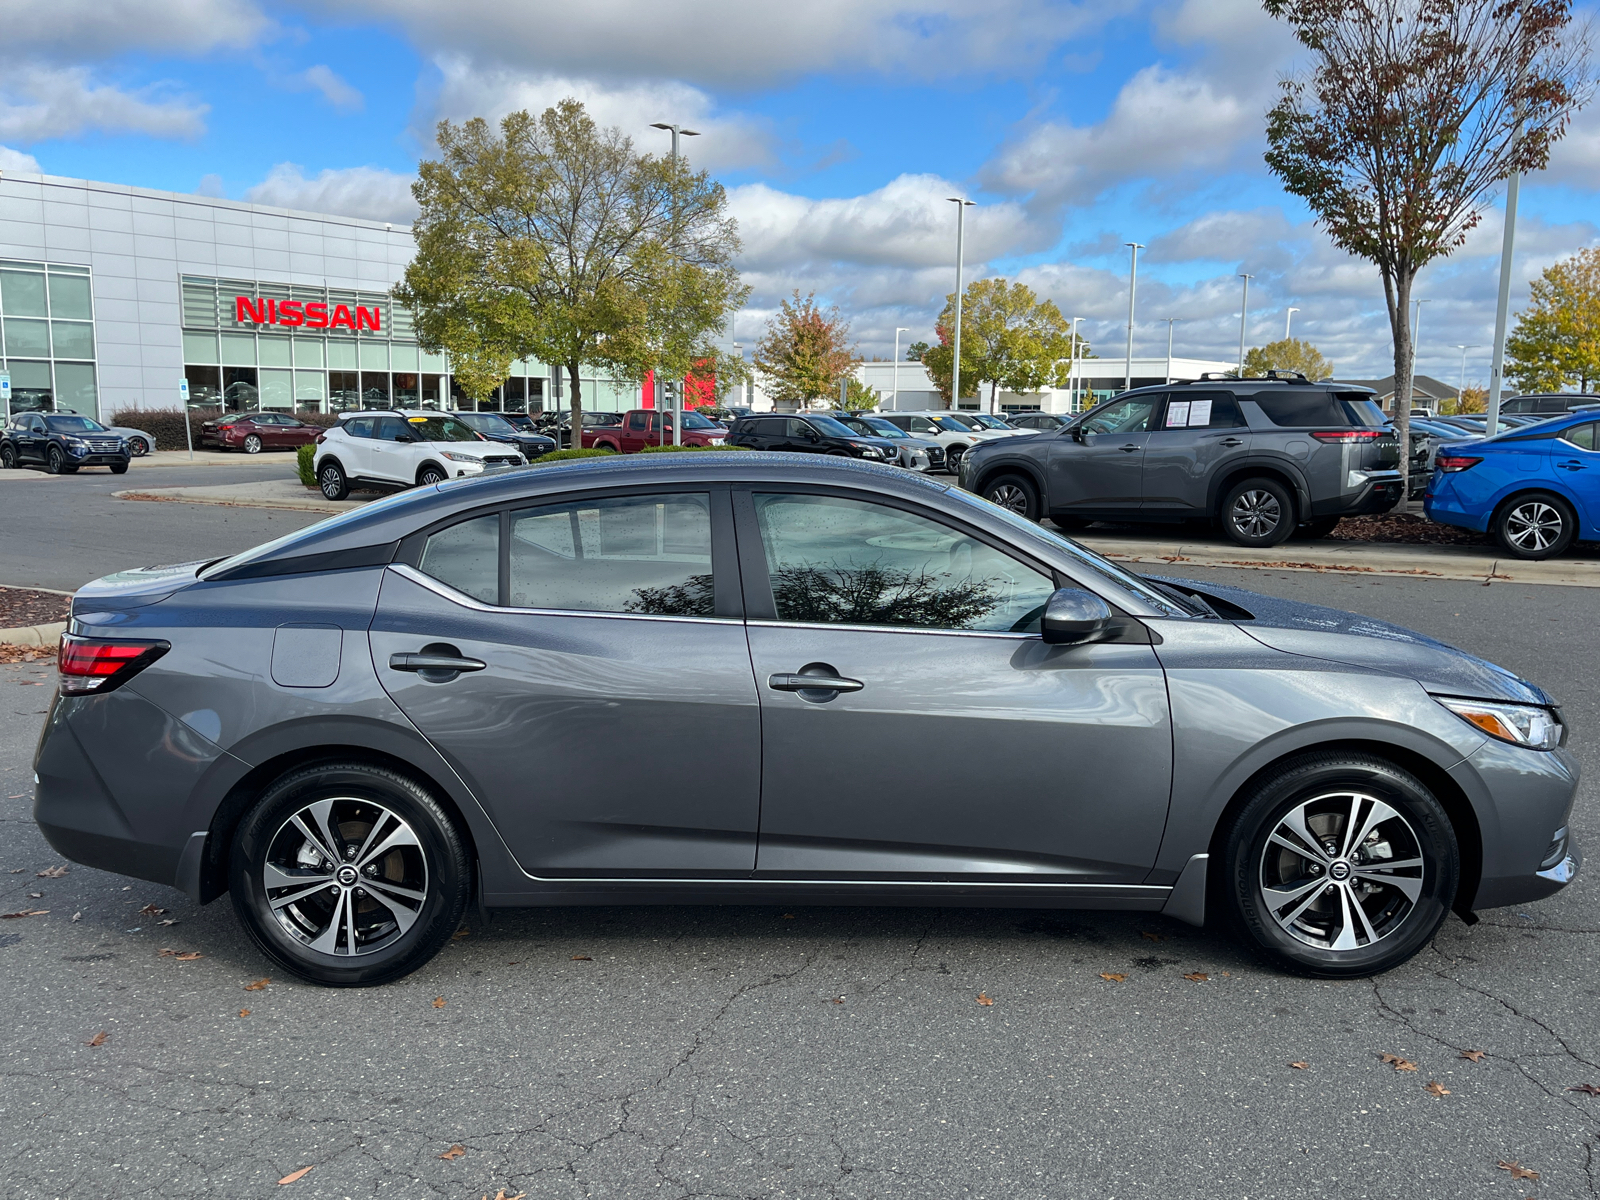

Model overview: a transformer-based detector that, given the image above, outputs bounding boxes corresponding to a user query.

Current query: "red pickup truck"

[585,409,729,453]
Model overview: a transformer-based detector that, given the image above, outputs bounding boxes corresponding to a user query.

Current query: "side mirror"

[1041,587,1114,646]
[397,432,419,443]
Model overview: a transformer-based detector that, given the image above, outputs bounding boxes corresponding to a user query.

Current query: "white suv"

[313,410,525,500]
[876,411,1015,474]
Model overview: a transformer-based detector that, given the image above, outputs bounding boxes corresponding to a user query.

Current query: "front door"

[1046,394,1160,515]
[738,488,1174,882]
[367,416,417,483]
[1140,392,1251,515]
[1554,421,1600,528]
[371,487,762,875]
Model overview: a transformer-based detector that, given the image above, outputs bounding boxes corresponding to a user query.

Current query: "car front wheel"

[46,446,74,475]
[229,762,472,987]
[318,459,350,501]
[982,473,1040,521]
[417,464,448,487]
[1221,752,1457,978]
[1496,491,1576,559]
[1221,477,1295,547]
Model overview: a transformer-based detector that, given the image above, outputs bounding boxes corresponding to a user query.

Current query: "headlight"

[64,438,87,453]
[853,443,883,457]
[1437,697,1562,750]
[439,450,481,463]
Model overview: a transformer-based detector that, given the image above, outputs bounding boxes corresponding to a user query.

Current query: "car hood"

[1156,576,1553,706]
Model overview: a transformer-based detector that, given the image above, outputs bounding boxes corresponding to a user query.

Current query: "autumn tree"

[398,99,744,431]
[753,291,859,406]
[923,278,1076,409]
[1507,245,1600,392]
[1243,337,1335,380]
[1262,0,1592,492]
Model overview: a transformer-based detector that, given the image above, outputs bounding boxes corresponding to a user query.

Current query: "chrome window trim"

[389,562,735,626]
[745,617,1037,641]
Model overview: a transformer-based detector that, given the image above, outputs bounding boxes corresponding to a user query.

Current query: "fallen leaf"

[239,1009,251,1018]
[439,1144,466,1161]
[157,918,178,926]
[1140,931,1163,941]
[1425,1081,1451,1097]
[36,864,68,878]
[244,978,270,991]
[174,951,203,961]
[1380,1053,1418,1072]
[1182,972,1209,982]
[831,996,845,1004]
[976,992,994,1006]
[277,1166,313,1185]
[158,948,176,956]
[1497,1161,1539,1181]
[85,1031,107,1047]
[432,996,446,1009]
[1461,1049,1486,1062]
[781,913,796,919]
[1289,1061,1309,1070]
[1569,1083,1600,1097]
[484,1191,526,1200]
[71,912,81,922]
[6,868,23,873]
[570,955,592,961]
[1,909,48,918]
[27,892,42,898]
[1099,972,1128,983]
[138,903,165,916]
[451,927,470,939]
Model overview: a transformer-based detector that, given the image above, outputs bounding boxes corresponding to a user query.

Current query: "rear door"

[371,487,761,874]
[1045,394,1159,514]
[1141,392,1250,515]
[336,417,375,477]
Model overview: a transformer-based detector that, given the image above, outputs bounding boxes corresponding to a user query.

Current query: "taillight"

[1310,430,1384,443]
[1435,454,1483,473]
[58,635,169,696]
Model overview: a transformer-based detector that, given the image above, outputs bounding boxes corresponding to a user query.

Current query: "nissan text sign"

[234,296,382,332]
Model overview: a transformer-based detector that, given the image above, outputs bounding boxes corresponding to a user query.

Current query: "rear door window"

[419,514,500,604]
[343,417,375,438]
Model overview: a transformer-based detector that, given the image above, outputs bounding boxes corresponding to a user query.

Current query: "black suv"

[959,374,1402,546]
[1501,393,1600,415]
[0,411,130,475]
[726,413,900,463]
[447,411,557,460]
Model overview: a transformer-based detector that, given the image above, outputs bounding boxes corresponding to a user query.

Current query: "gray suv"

[960,376,1403,545]
[33,455,1576,986]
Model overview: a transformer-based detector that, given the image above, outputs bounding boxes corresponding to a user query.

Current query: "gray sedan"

[34,455,1578,986]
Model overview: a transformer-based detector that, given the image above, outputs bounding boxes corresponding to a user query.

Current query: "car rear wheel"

[129,437,150,457]
[1221,477,1295,547]
[229,762,472,987]
[1495,491,1576,560]
[1221,752,1457,978]
[417,464,448,487]
[243,433,263,454]
[318,459,350,501]
[982,473,1040,521]
[0,444,14,470]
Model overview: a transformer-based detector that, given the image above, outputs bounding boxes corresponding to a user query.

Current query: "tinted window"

[419,514,500,604]
[1154,392,1244,431]
[808,415,857,437]
[1503,397,1536,414]
[861,418,905,438]
[404,416,480,442]
[374,417,409,441]
[751,417,785,436]
[908,417,936,433]
[680,411,716,430]
[1562,423,1597,451]
[1252,389,1352,427]
[1542,397,1574,412]
[786,418,817,439]
[343,417,375,439]
[628,411,649,432]
[752,493,1056,633]
[509,493,715,616]
[1081,396,1159,435]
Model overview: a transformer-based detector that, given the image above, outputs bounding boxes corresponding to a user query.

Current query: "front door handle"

[1219,437,1244,446]
[389,652,487,673]
[768,672,863,693]
[1119,443,1140,453]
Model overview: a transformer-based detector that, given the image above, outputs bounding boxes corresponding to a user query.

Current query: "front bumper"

[66,451,131,466]
[1456,738,1582,911]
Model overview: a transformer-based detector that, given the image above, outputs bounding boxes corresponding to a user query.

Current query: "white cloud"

[1145,208,1296,265]
[0,0,269,57]
[298,65,364,113]
[0,145,41,173]
[0,67,207,142]
[243,163,418,223]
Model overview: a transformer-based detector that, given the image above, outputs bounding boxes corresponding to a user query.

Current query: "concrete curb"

[114,482,354,514]
[0,621,67,647]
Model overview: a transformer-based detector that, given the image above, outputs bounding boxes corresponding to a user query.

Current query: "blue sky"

[5,0,1599,381]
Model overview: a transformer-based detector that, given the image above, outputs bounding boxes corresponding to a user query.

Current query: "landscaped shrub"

[297,444,316,486]
[527,447,617,466]
[637,442,750,452]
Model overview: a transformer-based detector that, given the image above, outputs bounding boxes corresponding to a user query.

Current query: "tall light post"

[1285,307,1300,340]
[1069,316,1084,413]
[947,198,975,409]
[891,328,908,410]
[1411,298,1431,373]
[1161,317,1182,385]
[1237,273,1254,377]
[731,342,744,408]
[1123,242,1143,393]
[1488,84,1525,429]
[651,122,700,444]
[1455,344,1479,414]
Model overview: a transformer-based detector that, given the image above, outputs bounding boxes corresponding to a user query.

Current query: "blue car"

[1424,408,1600,558]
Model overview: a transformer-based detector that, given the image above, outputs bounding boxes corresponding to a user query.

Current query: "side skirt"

[484,881,1172,911]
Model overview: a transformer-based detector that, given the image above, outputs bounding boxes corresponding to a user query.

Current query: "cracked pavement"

[1,565,1596,1198]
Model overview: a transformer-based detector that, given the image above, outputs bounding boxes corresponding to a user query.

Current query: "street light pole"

[651,122,701,445]
[947,198,975,409]
[1411,298,1430,370]
[1124,242,1143,393]
[1455,344,1479,414]
[892,327,908,410]
[1069,317,1084,413]
[1237,274,1254,376]
[1285,307,1300,340]
[1161,318,1182,385]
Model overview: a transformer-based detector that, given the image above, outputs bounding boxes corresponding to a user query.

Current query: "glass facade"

[0,259,96,417]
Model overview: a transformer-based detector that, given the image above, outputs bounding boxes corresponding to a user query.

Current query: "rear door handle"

[768,672,863,693]
[389,652,487,673]
[1558,460,1585,470]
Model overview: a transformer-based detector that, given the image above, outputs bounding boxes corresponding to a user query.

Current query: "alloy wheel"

[1258,791,1424,953]
[419,468,446,486]
[988,483,1029,514]
[1504,501,1563,553]
[262,797,428,957]
[244,434,263,454]
[1230,489,1281,539]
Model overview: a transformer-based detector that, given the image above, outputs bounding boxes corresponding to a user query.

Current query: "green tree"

[1262,0,1592,493]
[753,291,859,406]
[923,278,1075,408]
[844,379,880,409]
[1507,246,1600,393]
[1242,337,1334,381]
[906,341,930,362]
[397,99,744,432]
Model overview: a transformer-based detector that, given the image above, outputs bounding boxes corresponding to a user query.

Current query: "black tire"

[1221,752,1457,978]
[229,762,472,987]
[1295,516,1342,540]
[945,445,967,474]
[45,445,66,475]
[1220,477,1295,547]
[1495,491,1576,560]
[318,459,350,501]
[982,472,1041,521]
[416,464,448,487]
[129,437,150,457]
[0,444,14,470]
[110,463,128,475]
[243,433,263,454]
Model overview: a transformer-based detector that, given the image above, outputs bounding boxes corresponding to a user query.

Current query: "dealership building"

[0,171,642,423]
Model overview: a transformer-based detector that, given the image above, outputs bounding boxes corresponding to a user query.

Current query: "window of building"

[0,260,97,417]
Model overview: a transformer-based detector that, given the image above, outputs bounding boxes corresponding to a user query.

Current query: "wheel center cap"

[335,864,360,887]
[1329,860,1351,882]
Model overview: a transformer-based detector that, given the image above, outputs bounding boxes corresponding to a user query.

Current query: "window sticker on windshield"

[1165,401,1191,427]
[1187,399,1212,427]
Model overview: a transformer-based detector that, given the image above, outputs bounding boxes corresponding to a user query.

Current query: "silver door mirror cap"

[1041,588,1115,645]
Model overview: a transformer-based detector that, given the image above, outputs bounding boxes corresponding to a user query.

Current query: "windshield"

[932,415,977,432]
[807,415,858,438]
[680,411,717,430]
[970,414,1011,429]
[461,413,512,433]
[406,416,483,442]
[45,415,105,433]
[861,418,907,438]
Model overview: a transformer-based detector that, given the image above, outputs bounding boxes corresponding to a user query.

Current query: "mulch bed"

[0,643,56,664]
[1325,512,1485,546]
[0,587,72,629]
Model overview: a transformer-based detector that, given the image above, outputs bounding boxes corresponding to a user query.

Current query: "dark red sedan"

[200,412,323,454]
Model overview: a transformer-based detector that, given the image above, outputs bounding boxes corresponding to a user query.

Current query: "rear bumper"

[1312,475,1403,517]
